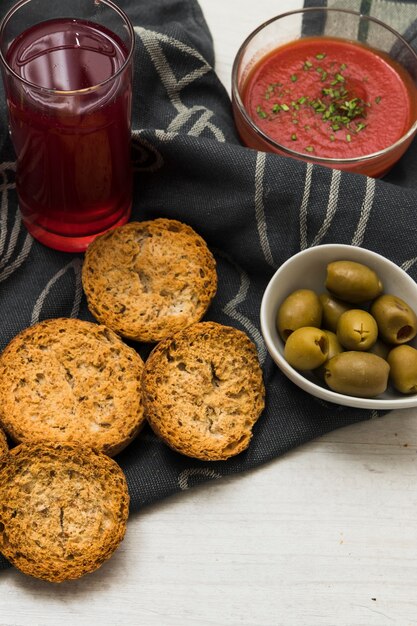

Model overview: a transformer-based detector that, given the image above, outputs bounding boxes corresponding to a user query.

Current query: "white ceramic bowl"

[260,244,417,409]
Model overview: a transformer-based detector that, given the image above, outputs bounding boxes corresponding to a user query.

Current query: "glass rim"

[231,7,417,166]
[0,0,135,95]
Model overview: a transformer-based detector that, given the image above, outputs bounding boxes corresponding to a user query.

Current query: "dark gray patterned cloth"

[1,0,417,570]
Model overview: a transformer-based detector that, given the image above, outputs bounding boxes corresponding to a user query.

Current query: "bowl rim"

[231,7,417,166]
[260,244,417,409]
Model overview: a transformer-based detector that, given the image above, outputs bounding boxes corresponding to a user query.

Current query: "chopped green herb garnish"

[375,96,381,104]
[256,52,371,145]
[256,105,268,119]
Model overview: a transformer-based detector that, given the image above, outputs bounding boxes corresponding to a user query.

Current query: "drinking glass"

[0,0,135,252]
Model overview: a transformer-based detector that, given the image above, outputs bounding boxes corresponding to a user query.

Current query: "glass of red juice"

[0,0,135,252]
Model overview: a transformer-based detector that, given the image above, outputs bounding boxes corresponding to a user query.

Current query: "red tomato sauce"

[242,37,417,159]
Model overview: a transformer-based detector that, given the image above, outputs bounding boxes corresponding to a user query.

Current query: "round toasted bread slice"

[142,321,265,460]
[0,442,129,582]
[81,218,217,343]
[0,318,145,456]
[0,427,8,457]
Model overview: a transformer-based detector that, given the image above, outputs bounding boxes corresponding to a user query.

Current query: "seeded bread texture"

[0,318,145,456]
[0,442,129,582]
[82,219,217,343]
[142,321,265,460]
[0,427,8,457]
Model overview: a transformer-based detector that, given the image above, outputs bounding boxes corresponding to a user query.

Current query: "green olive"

[324,351,390,398]
[368,338,390,360]
[277,289,322,342]
[336,309,378,351]
[284,326,329,371]
[323,330,343,361]
[387,345,417,393]
[315,330,344,379]
[319,293,351,332]
[325,260,383,304]
[370,294,417,344]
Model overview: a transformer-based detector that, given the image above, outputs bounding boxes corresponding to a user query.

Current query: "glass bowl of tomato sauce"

[231,8,417,177]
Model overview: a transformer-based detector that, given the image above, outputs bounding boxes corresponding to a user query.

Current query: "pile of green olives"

[277,260,417,398]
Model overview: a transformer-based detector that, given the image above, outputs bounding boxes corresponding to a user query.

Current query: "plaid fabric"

[0,0,416,570]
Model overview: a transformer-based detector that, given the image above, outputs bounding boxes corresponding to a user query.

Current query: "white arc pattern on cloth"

[351,176,376,246]
[311,168,341,247]
[402,256,417,272]
[31,259,83,324]
[135,27,225,141]
[255,151,277,269]
[0,161,16,260]
[219,250,267,364]
[0,161,33,283]
[178,468,222,490]
[299,162,314,250]
[300,167,341,249]
[299,164,376,250]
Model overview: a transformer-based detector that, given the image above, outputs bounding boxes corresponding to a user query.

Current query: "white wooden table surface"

[2,1,417,625]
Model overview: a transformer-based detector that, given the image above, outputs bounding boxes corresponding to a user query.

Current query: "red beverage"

[3,17,133,252]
